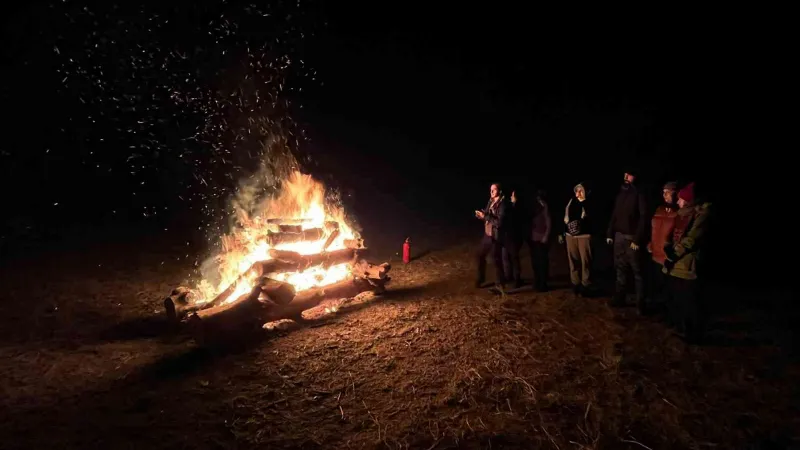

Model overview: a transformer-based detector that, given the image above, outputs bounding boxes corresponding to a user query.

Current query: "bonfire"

[162,171,391,341]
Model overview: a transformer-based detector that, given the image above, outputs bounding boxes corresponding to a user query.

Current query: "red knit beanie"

[678,182,695,203]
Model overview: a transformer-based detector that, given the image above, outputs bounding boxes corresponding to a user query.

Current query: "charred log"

[164,286,194,323]
[186,285,266,342]
[266,228,324,245]
[257,277,295,306]
[261,277,388,323]
[187,276,389,342]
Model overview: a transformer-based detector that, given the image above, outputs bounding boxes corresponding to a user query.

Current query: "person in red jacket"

[644,181,678,314]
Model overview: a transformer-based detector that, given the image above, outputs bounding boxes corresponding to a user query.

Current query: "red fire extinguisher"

[402,238,411,264]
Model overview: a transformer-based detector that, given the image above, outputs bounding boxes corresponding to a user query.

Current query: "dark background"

[0,2,786,286]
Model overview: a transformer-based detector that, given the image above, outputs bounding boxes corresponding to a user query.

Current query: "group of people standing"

[475,169,712,344]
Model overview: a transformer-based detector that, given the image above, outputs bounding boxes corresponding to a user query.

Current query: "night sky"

[0,2,785,284]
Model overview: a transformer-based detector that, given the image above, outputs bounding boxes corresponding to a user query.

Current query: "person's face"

[490,184,500,199]
[677,198,687,208]
[510,191,517,204]
[575,187,585,201]
[663,189,676,204]
[624,173,635,184]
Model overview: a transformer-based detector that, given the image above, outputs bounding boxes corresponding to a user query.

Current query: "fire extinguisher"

[402,238,411,264]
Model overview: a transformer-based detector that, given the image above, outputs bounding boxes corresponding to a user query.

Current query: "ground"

[0,235,798,449]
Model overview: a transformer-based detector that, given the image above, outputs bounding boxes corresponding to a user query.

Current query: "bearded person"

[606,169,648,311]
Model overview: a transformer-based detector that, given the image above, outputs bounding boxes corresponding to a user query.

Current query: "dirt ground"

[0,235,798,449]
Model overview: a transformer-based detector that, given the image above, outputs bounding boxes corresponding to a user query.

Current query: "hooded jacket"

[563,183,593,236]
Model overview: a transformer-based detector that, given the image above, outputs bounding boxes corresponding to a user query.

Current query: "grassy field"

[0,236,797,449]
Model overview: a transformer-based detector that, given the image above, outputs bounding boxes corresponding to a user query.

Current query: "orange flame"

[193,171,357,304]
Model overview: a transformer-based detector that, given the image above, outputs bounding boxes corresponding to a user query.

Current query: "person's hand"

[558,235,564,244]
[646,242,652,253]
[630,242,639,251]
[475,210,485,219]
[663,259,675,272]
[606,238,613,245]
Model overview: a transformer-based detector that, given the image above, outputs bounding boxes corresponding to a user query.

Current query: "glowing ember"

[193,171,358,305]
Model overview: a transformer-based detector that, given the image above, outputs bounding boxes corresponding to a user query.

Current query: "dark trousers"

[613,232,644,305]
[503,238,550,289]
[477,234,507,285]
[503,238,523,286]
[531,241,550,290]
[665,276,706,341]
[647,259,669,305]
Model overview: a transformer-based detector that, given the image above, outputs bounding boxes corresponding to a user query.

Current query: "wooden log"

[266,218,313,224]
[322,228,340,251]
[165,259,281,323]
[261,277,386,322]
[266,227,324,245]
[164,286,194,322]
[344,238,365,249]
[351,260,392,280]
[187,273,391,342]
[186,285,266,343]
[268,248,358,270]
[257,277,295,306]
[277,224,303,233]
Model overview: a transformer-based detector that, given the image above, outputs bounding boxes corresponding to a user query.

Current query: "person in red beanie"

[644,181,678,314]
[663,182,712,344]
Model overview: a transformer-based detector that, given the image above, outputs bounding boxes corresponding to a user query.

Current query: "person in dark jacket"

[504,189,528,288]
[606,169,648,310]
[558,182,593,295]
[475,182,512,293]
[530,189,552,291]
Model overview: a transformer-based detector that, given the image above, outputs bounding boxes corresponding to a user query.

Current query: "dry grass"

[0,239,797,449]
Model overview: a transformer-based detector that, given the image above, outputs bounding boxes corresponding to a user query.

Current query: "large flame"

[193,171,357,304]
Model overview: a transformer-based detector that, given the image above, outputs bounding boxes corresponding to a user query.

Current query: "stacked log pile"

[162,219,390,341]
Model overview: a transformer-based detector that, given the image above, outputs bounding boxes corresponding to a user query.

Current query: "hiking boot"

[489,284,506,295]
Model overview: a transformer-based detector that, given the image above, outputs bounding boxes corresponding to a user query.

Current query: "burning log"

[352,260,391,280]
[164,251,364,323]
[322,228,340,251]
[266,218,313,224]
[258,277,296,306]
[344,238,365,249]
[164,286,194,323]
[277,224,303,233]
[266,227,325,245]
[261,277,385,322]
[188,276,390,341]
[268,248,359,270]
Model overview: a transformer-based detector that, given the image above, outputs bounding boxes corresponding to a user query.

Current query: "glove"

[630,242,639,251]
[606,238,613,245]
[558,235,564,244]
